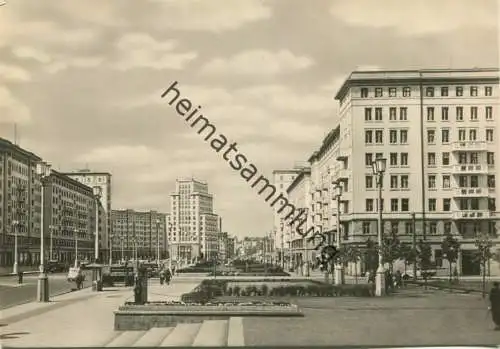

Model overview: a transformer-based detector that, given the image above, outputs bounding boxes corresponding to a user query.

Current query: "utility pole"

[411,212,417,282]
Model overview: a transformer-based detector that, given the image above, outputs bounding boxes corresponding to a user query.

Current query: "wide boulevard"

[0,271,92,309]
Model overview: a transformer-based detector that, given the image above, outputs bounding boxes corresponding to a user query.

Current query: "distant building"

[217,231,228,262]
[111,209,167,261]
[169,178,220,262]
[226,236,236,260]
[63,170,112,262]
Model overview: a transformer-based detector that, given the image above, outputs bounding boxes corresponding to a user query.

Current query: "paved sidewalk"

[1,279,200,347]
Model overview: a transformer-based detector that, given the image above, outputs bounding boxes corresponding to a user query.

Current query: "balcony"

[453,187,488,197]
[452,164,488,174]
[452,210,492,220]
[451,141,487,152]
[337,169,349,182]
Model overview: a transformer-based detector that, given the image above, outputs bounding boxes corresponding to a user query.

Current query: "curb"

[0,271,39,277]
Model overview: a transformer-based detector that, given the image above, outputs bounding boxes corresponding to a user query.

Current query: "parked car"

[46,260,67,273]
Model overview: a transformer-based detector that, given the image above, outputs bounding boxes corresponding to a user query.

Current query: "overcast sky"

[0,0,498,238]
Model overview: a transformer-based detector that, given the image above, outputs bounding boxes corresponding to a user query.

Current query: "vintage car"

[67,267,85,288]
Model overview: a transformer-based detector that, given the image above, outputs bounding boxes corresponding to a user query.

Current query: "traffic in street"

[0,271,92,309]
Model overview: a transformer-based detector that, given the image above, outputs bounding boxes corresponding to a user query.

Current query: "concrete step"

[133,327,174,347]
[106,331,146,347]
[159,323,202,347]
[192,320,228,347]
[227,317,245,346]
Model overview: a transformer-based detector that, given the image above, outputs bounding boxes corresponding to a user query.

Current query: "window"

[456,86,463,96]
[365,176,373,189]
[485,86,493,96]
[458,129,466,141]
[486,106,493,120]
[427,129,435,144]
[389,130,398,144]
[470,106,478,120]
[441,107,449,121]
[405,221,413,235]
[365,153,373,166]
[400,153,408,166]
[401,175,409,189]
[470,86,478,96]
[441,129,449,143]
[428,175,436,189]
[469,129,477,141]
[375,108,383,121]
[365,130,373,144]
[441,87,448,96]
[390,199,399,212]
[365,199,374,212]
[375,88,383,97]
[456,106,463,121]
[428,152,436,166]
[401,198,409,212]
[470,152,479,164]
[361,88,368,98]
[444,222,452,234]
[428,199,437,211]
[390,153,398,166]
[389,87,396,97]
[375,130,383,143]
[365,108,372,121]
[487,152,495,165]
[488,175,496,188]
[489,198,496,211]
[427,107,435,121]
[390,175,398,189]
[400,107,408,120]
[400,130,408,143]
[486,129,494,142]
[429,222,437,235]
[362,222,370,234]
[389,107,397,120]
[425,87,434,97]
[443,199,451,211]
[375,152,383,159]
[442,175,451,188]
[442,152,450,165]
[403,87,411,97]
[470,175,479,187]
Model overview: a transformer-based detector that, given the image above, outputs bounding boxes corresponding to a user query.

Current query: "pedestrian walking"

[165,268,172,285]
[488,281,500,330]
[159,268,165,285]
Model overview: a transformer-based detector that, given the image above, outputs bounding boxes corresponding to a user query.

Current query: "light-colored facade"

[168,178,220,262]
[63,170,112,261]
[271,169,302,263]
[110,209,167,261]
[288,68,500,276]
[0,138,43,268]
[44,170,100,264]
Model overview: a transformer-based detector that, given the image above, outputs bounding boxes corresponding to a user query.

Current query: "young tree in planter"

[400,243,418,279]
[335,245,363,284]
[416,239,432,289]
[440,233,461,283]
[381,228,403,275]
[364,238,378,276]
[474,233,493,299]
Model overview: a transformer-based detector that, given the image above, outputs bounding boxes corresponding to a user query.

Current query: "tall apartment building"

[288,68,499,276]
[169,178,220,262]
[111,209,167,261]
[272,168,302,264]
[63,170,112,261]
[44,171,101,264]
[0,138,43,268]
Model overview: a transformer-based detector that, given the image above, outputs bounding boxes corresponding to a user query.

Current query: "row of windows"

[360,86,494,99]
[365,128,495,145]
[360,220,497,235]
[364,106,494,122]
[365,197,496,213]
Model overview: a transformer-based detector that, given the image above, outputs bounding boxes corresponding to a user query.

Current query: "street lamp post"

[74,228,79,267]
[303,208,310,277]
[36,161,52,302]
[156,218,161,267]
[372,158,387,297]
[92,186,102,262]
[333,181,345,285]
[49,225,54,261]
[13,218,19,275]
[120,236,124,262]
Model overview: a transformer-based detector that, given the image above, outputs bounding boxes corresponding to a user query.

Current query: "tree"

[381,229,403,274]
[474,233,493,299]
[364,238,378,273]
[340,245,363,284]
[400,243,418,277]
[416,239,432,289]
[440,233,461,283]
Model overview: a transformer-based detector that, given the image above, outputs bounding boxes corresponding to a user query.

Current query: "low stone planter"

[114,301,303,330]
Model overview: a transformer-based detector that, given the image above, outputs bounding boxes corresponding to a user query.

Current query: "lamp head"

[371,158,387,175]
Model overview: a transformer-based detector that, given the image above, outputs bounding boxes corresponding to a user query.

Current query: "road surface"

[0,271,92,309]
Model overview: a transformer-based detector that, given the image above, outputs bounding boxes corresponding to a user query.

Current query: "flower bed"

[208,271,290,277]
[180,279,374,304]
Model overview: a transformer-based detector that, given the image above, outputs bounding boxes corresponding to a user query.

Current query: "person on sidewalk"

[165,268,172,285]
[159,268,165,285]
[489,282,500,330]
